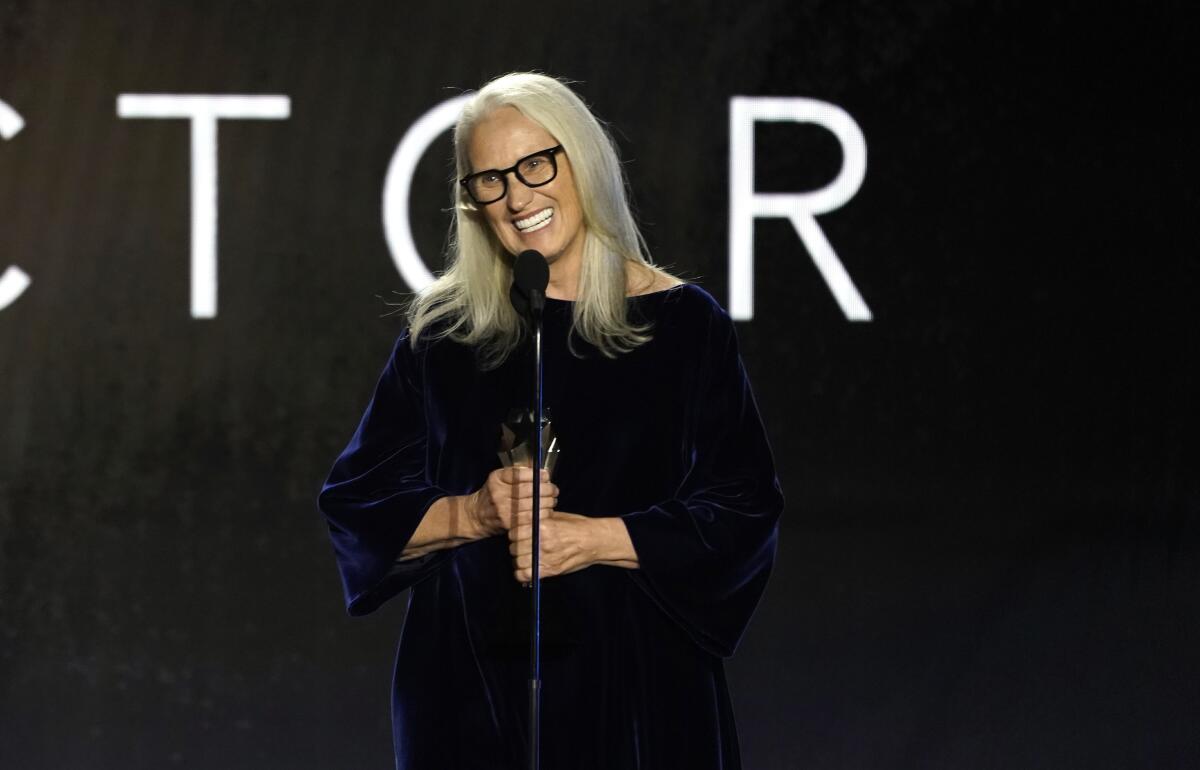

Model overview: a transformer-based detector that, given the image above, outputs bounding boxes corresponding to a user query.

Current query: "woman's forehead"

[467,107,557,169]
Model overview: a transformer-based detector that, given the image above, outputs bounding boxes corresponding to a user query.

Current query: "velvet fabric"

[318,284,784,770]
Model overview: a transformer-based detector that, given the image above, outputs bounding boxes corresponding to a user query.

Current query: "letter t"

[117,94,290,318]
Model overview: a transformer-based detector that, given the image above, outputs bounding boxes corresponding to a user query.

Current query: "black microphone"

[510,248,550,770]
[511,249,549,319]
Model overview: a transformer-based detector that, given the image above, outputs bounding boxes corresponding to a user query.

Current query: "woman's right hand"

[468,466,558,538]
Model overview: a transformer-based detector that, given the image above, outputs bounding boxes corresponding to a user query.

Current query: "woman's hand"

[508,511,639,583]
[467,466,558,539]
[398,468,555,560]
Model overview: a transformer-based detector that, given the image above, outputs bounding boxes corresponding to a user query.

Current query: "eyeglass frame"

[459,145,565,205]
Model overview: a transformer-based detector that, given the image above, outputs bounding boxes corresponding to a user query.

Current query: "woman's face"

[466,107,586,268]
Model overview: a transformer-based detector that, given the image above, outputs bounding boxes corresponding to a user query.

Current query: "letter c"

[0,99,31,311]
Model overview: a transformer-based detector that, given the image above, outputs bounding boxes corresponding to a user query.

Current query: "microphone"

[510,248,550,769]
[511,250,549,319]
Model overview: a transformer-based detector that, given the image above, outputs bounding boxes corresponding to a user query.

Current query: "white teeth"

[514,208,553,232]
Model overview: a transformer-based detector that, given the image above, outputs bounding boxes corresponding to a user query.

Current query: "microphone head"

[512,250,549,295]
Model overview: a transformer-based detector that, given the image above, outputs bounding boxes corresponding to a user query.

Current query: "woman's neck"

[543,255,678,301]
[545,249,582,301]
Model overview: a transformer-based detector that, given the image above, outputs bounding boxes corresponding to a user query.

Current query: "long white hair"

[407,72,678,369]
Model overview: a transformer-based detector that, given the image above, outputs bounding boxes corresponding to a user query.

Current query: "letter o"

[382,94,472,292]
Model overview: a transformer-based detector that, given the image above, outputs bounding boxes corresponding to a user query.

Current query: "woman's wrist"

[590,516,639,568]
[400,494,490,560]
[461,489,497,540]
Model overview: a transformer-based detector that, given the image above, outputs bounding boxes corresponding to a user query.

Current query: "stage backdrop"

[1,1,1196,768]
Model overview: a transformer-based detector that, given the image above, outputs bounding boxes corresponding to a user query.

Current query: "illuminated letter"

[382,94,471,292]
[117,94,291,318]
[729,96,870,321]
[0,98,31,311]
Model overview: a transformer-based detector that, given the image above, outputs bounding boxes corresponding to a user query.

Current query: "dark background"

[1,1,1197,767]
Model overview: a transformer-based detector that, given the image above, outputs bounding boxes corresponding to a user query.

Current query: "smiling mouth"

[514,208,553,233]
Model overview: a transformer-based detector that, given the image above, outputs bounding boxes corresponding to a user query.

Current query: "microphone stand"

[528,289,544,770]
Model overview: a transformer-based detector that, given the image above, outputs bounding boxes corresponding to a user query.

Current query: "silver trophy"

[498,408,560,475]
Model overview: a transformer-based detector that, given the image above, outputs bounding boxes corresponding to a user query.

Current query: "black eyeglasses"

[459,145,564,205]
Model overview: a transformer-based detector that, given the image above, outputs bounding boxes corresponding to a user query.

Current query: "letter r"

[729,96,871,321]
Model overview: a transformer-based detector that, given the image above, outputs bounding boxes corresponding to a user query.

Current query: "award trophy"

[498,408,560,475]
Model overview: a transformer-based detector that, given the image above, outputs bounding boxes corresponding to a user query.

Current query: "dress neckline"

[543,283,688,305]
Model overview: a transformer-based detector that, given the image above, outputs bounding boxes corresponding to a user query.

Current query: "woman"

[319,72,783,769]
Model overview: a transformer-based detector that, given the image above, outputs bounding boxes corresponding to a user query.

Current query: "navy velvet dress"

[318,284,783,769]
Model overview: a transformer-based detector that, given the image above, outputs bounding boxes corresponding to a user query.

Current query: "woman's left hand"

[508,510,638,583]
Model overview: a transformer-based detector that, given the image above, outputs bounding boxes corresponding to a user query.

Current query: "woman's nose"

[505,175,533,210]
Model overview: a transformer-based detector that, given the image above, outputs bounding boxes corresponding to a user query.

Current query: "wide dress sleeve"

[317,331,450,616]
[621,301,784,658]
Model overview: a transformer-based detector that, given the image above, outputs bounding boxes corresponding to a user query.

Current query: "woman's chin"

[511,233,558,259]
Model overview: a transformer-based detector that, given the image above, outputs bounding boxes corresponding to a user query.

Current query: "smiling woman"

[318,72,784,770]
[410,72,682,369]
[467,110,586,284]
